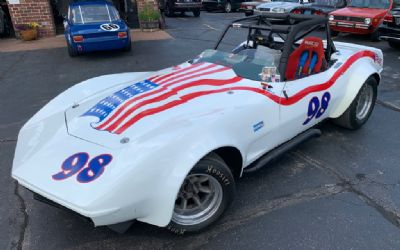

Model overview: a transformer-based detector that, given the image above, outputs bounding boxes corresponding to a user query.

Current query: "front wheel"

[370,30,380,42]
[167,153,235,234]
[332,76,377,130]
[388,40,400,49]
[330,30,339,37]
[193,9,201,17]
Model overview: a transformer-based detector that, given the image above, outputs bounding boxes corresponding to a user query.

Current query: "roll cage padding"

[214,13,336,81]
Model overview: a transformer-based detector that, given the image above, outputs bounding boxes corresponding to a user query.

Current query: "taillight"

[73,35,84,43]
[118,32,128,38]
[292,9,302,14]
[315,10,323,15]
[384,13,394,23]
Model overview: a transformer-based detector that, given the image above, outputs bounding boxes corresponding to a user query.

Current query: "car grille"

[258,8,270,11]
[334,16,365,22]
[395,16,400,26]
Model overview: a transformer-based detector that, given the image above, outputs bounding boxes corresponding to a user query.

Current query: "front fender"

[330,56,381,118]
[136,127,244,227]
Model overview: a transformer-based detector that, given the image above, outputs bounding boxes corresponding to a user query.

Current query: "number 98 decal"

[100,23,120,31]
[52,153,113,183]
[303,92,331,125]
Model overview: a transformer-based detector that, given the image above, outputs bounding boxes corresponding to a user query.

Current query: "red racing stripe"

[154,64,220,85]
[279,50,376,105]
[113,50,376,134]
[106,76,243,132]
[96,65,230,130]
[151,62,206,83]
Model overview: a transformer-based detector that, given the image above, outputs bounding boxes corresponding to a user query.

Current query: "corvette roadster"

[12,13,383,234]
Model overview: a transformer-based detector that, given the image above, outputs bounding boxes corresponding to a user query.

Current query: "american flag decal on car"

[82,62,243,134]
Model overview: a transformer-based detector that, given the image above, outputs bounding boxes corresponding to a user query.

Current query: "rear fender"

[330,57,380,118]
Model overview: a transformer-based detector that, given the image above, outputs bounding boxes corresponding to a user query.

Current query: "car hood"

[65,62,244,148]
[257,2,301,9]
[331,7,389,18]
[307,4,336,13]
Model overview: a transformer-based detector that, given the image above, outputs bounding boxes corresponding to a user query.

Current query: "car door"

[279,69,336,142]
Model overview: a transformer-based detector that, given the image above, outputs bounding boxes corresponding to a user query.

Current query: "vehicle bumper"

[239,7,254,15]
[329,21,375,34]
[173,2,202,10]
[71,37,130,53]
[379,24,400,41]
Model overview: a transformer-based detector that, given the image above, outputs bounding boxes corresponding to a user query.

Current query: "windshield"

[271,0,299,2]
[348,0,391,9]
[69,4,120,24]
[313,0,344,6]
[193,48,282,82]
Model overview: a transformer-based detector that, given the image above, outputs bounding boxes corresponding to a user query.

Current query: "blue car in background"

[64,0,131,57]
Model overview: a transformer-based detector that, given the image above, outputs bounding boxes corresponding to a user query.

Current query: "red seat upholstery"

[285,37,326,81]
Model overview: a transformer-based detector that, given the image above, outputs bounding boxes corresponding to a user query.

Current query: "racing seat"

[285,37,326,81]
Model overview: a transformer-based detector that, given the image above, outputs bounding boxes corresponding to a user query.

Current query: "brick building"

[4,0,156,38]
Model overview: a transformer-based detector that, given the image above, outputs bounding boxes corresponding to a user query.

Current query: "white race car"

[12,13,383,234]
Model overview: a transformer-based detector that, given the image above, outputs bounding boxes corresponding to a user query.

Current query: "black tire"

[330,30,339,37]
[332,76,377,130]
[193,9,201,17]
[165,3,173,17]
[370,30,380,42]
[245,12,252,16]
[123,40,132,52]
[224,1,232,13]
[388,40,400,49]
[167,153,236,234]
[67,43,78,57]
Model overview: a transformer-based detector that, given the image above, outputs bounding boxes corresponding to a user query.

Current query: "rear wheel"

[123,40,132,52]
[167,153,235,234]
[193,9,201,17]
[332,77,377,130]
[224,1,232,13]
[165,3,173,17]
[388,40,400,49]
[245,12,252,16]
[67,43,78,57]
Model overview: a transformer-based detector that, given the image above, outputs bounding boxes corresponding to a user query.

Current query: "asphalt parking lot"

[1,11,400,250]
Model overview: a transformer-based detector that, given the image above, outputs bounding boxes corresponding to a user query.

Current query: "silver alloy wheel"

[172,174,223,226]
[225,2,232,13]
[356,83,374,120]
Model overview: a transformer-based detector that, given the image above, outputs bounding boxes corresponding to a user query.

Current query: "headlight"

[364,18,371,25]
[273,8,285,13]
[329,15,335,21]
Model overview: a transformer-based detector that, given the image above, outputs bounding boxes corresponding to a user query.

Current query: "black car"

[160,0,202,17]
[203,0,246,13]
[379,4,400,49]
[0,3,11,37]
[291,0,346,15]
